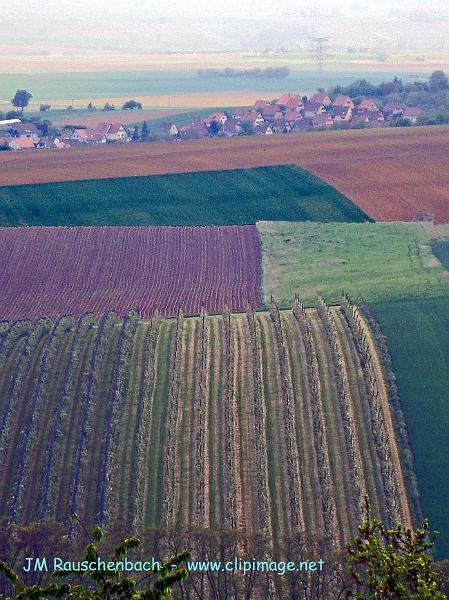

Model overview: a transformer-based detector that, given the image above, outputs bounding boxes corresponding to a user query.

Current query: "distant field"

[371,297,449,558]
[0,68,424,106]
[0,166,370,227]
[0,225,261,319]
[49,107,196,127]
[259,221,449,306]
[3,126,449,223]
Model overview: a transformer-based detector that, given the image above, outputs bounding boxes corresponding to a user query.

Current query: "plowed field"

[2,125,449,222]
[0,225,262,319]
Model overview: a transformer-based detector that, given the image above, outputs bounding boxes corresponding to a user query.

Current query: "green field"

[259,221,449,306]
[431,240,449,269]
[371,296,449,558]
[0,166,371,227]
[0,69,418,104]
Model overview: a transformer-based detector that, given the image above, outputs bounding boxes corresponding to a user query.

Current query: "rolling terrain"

[0,166,370,227]
[2,126,449,222]
[0,301,416,555]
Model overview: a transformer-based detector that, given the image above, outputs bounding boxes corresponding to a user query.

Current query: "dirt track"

[2,125,449,222]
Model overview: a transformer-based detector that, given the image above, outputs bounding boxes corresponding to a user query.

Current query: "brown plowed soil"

[2,125,449,222]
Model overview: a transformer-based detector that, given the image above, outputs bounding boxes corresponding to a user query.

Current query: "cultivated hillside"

[0,300,418,551]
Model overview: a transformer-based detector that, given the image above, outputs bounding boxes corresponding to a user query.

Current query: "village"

[0,91,424,151]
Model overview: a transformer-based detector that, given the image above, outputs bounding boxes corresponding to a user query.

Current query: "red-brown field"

[0,225,262,319]
[2,125,449,222]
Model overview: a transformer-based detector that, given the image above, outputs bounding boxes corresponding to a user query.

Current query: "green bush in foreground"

[0,517,189,599]
[344,497,447,599]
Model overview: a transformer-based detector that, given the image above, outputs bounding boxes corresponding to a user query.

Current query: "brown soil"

[2,125,449,223]
[51,108,193,127]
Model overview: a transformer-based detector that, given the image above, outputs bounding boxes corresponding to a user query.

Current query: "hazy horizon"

[2,0,449,54]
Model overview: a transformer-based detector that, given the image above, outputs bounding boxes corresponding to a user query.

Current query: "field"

[2,126,449,223]
[0,166,370,227]
[431,240,449,269]
[259,221,449,307]
[0,302,416,564]
[0,226,261,319]
[371,297,449,558]
[0,68,427,109]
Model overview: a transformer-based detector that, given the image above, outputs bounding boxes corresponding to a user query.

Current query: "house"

[350,114,370,127]
[365,110,385,124]
[180,120,210,139]
[402,107,424,124]
[7,137,36,150]
[303,102,326,118]
[291,119,312,132]
[332,95,355,109]
[91,123,128,142]
[37,136,55,149]
[278,93,303,109]
[219,118,242,136]
[233,109,264,125]
[10,122,40,140]
[261,104,284,121]
[271,119,291,134]
[69,129,107,144]
[382,102,404,118]
[310,92,332,106]
[204,112,228,126]
[159,123,179,137]
[284,110,301,124]
[358,99,379,112]
[333,106,353,121]
[254,123,273,135]
[285,96,304,111]
[311,114,334,128]
[253,99,271,110]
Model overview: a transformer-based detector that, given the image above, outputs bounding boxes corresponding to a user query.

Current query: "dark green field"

[0,166,372,227]
[371,296,449,558]
[431,240,449,269]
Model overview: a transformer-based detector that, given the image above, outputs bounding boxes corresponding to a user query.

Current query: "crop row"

[0,307,414,550]
[0,225,262,319]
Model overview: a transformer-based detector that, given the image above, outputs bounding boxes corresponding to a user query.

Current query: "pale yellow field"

[2,47,449,74]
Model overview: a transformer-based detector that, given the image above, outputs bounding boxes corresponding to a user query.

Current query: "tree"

[132,125,140,142]
[39,104,51,112]
[0,518,189,599]
[122,100,143,110]
[11,90,33,113]
[141,121,150,141]
[208,120,221,136]
[240,121,254,135]
[429,70,449,93]
[103,103,116,111]
[87,102,95,112]
[343,496,447,599]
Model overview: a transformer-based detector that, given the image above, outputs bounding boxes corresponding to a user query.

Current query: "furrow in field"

[143,319,174,527]
[269,305,304,533]
[161,313,185,526]
[256,313,289,538]
[281,311,321,534]
[308,311,353,544]
[245,308,272,538]
[19,318,76,524]
[331,308,388,524]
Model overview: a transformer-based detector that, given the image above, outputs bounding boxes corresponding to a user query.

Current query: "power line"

[309,36,331,73]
